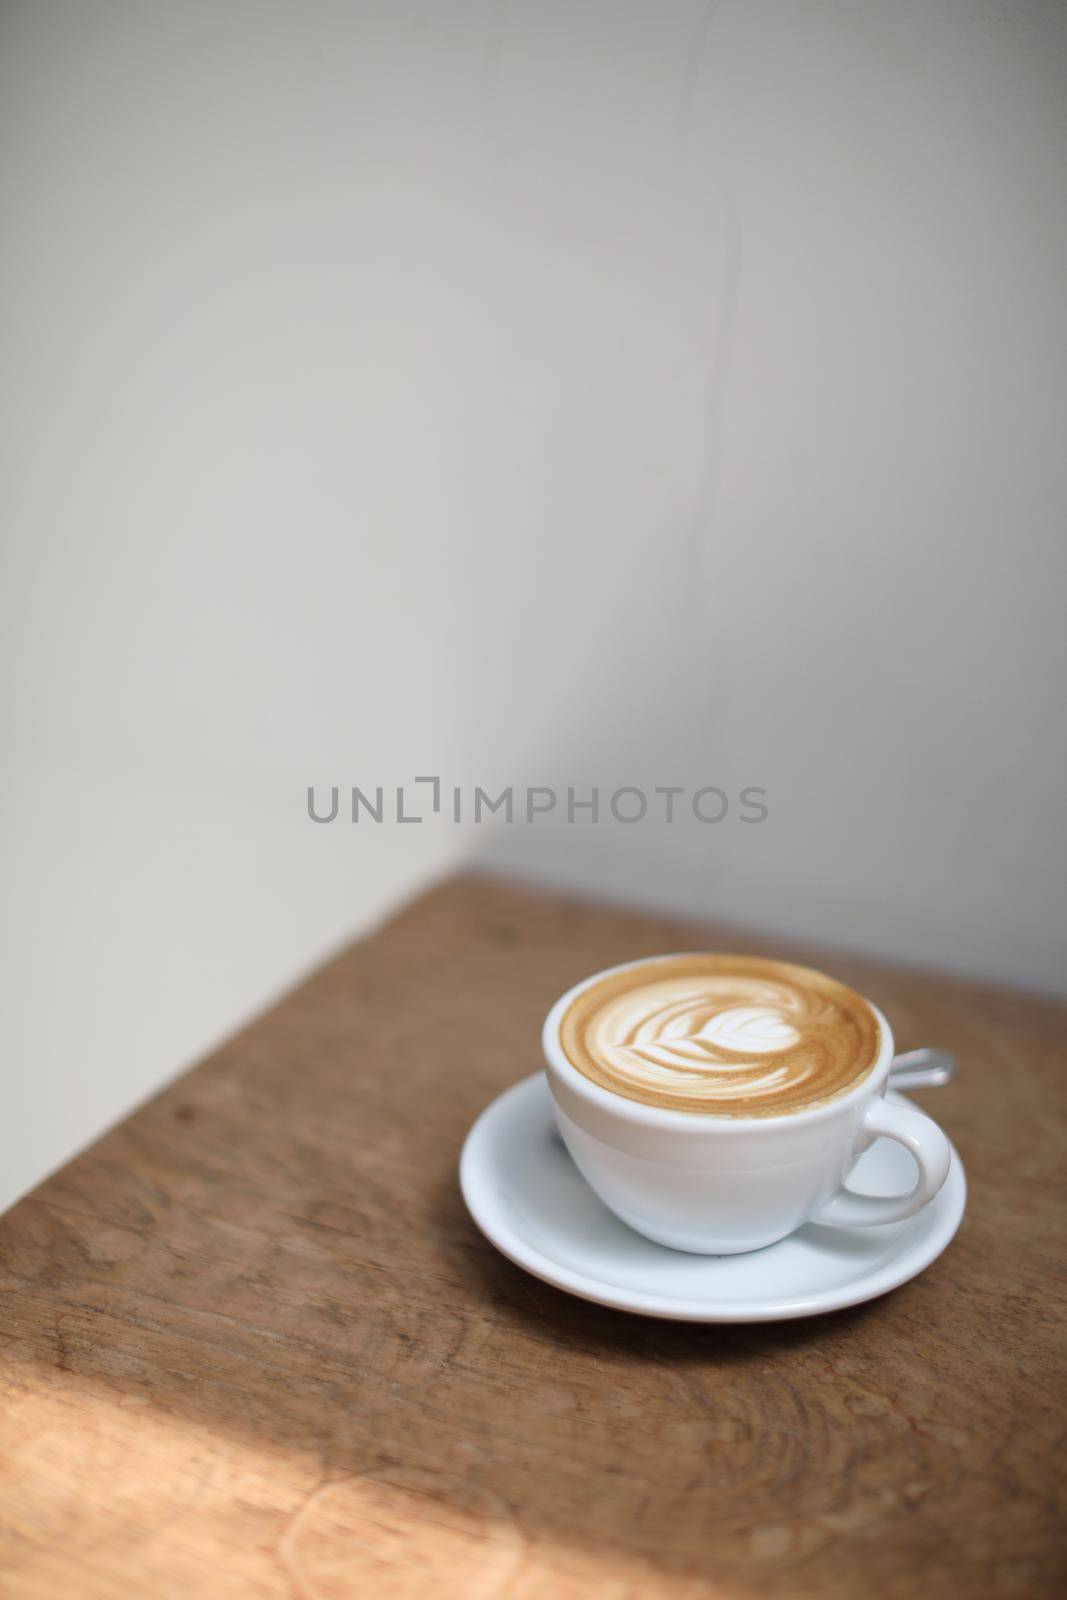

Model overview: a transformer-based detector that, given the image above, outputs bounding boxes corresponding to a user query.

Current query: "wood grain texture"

[1,873,1064,1598]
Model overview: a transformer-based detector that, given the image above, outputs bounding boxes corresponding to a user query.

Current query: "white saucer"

[460,1074,966,1322]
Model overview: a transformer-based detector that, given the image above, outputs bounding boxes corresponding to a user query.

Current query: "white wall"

[2,1,1065,1209]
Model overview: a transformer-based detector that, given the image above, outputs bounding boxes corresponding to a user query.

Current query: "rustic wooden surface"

[1,874,1065,1598]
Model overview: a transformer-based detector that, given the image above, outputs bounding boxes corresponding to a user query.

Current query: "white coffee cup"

[543,957,952,1255]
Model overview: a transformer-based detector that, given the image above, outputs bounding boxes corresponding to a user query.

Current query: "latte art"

[559,955,880,1115]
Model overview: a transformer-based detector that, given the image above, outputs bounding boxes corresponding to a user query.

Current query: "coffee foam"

[558,954,880,1116]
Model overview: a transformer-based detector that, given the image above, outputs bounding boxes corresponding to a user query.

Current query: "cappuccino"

[559,954,880,1116]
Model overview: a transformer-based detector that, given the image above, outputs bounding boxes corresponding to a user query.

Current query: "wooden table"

[2,875,1064,1598]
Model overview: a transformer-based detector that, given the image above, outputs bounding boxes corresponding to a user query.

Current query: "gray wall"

[3,1,1065,1208]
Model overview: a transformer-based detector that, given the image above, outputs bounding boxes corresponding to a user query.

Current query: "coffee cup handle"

[814,1098,952,1228]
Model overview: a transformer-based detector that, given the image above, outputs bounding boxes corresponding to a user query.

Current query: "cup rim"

[542,952,893,1133]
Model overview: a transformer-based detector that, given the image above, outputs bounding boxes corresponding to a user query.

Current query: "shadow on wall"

[448,0,1067,996]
